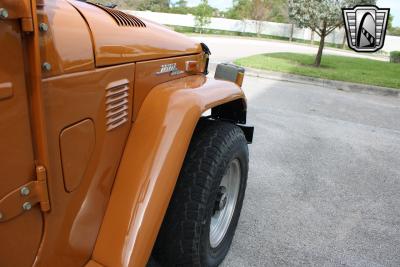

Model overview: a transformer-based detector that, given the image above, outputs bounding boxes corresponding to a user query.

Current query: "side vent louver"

[91,3,146,27]
[105,80,130,131]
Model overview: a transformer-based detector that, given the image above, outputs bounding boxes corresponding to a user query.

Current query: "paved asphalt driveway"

[222,76,400,266]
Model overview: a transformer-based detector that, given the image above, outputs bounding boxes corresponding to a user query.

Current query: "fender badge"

[156,63,184,76]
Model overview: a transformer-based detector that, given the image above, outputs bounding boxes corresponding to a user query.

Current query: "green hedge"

[390,51,400,63]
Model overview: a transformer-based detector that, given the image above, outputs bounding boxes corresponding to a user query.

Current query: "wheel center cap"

[214,186,228,213]
[219,194,227,210]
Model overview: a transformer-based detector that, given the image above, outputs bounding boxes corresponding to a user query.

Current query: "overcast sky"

[171,0,400,27]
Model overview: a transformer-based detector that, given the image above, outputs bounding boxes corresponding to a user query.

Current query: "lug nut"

[22,202,32,211]
[39,22,49,32]
[42,62,52,72]
[20,186,30,196]
[0,8,9,19]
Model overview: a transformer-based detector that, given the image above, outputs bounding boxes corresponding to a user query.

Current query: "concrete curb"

[244,67,400,97]
[209,63,399,97]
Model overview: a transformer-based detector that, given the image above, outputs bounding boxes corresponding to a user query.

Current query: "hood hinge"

[0,165,50,223]
[0,0,35,32]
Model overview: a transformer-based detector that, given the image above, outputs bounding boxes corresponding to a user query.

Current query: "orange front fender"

[91,75,246,267]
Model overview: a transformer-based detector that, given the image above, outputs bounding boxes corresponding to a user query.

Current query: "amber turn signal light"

[185,60,200,74]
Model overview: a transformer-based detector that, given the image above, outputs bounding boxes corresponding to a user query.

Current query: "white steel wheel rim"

[210,158,241,248]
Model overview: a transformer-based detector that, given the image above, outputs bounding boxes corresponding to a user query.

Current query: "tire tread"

[154,119,248,266]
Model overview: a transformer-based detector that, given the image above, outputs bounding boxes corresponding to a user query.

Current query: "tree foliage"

[169,0,190,14]
[289,0,376,67]
[289,0,343,38]
[94,0,139,9]
[194,0,213,33]
[226,0,288,23]
[137,0,170,11]
[225,0,252,20]
[94,0,171,11]
[387,15,400,36]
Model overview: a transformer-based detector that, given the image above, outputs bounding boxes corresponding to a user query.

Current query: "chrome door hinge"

[0,165,50,223]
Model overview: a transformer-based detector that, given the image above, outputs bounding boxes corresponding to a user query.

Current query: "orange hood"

[69,1,202,67]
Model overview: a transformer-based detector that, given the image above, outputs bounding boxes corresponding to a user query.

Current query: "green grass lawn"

[234,53,400,89]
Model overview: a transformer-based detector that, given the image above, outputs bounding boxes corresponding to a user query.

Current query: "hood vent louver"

[90,3,146,27]
[105,80,130,131]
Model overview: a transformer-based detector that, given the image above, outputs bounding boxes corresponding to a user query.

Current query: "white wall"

[384,36,400,52]
[126,10,400,52]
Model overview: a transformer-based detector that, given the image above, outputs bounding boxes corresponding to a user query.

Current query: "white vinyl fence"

[126,10,400,52]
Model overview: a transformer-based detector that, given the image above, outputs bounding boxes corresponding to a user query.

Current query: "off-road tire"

[154,119,249,266]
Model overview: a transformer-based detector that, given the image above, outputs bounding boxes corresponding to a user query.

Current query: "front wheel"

[154,120,249,266]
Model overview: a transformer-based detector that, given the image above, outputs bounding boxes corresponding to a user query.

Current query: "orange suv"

[0,1,253,266]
